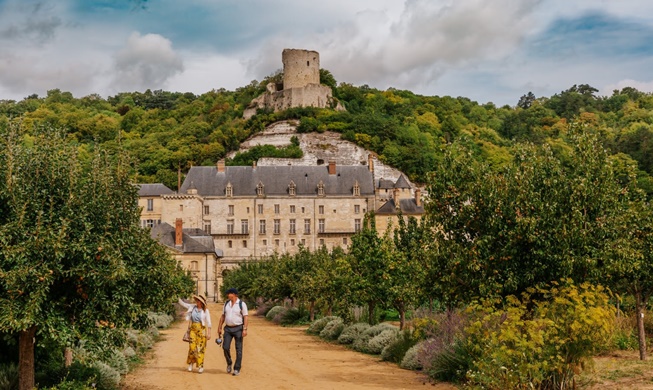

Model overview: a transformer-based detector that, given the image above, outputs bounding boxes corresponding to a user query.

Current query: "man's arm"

[217,313,225,336]
[242,314,248,337]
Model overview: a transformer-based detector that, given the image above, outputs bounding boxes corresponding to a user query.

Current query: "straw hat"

[193,294,207,307]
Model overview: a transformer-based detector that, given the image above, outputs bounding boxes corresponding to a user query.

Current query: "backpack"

[224,299,243,314]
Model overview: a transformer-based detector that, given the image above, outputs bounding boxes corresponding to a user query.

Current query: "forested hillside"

[1,72,652,198]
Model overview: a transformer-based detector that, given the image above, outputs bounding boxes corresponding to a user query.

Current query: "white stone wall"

[282,49,320,89]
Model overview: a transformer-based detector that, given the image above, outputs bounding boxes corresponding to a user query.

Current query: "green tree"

[0,125,191,390]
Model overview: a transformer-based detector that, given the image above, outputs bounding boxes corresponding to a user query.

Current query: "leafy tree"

[0,125,191,390]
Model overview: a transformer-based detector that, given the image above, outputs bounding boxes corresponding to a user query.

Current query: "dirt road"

[121,303,455,390]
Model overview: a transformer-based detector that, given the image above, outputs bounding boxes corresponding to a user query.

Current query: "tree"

[0,125,191,389]
[517,92,536,109]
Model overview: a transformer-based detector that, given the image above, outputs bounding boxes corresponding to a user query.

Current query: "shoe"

[198,367,204,374]
[233,370,240,376]
[187,364,193,372]
[226,365,232,374]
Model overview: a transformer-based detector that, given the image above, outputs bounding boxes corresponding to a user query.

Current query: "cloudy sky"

[1,0,652,106]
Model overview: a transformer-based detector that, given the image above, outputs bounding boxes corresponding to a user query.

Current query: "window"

[204,223,211,234]
[226,183,233,197]
[274,219,281,234]
[319,205,324,215]
[257,181,265,196]
[258,204,263,214]
[227,219,234,234]
[290,239,295,246]
[289,219,296,234]
[301,239,306,246]
[317,181,325,196]
[343,237,348,245]
[179,204,183,211]
[275,239,280,247]
[191,261,198,270]
[147,199,153,211]
[319,239,325,246]
[228,205,234,216]
[204,205,210,215]
[355,219,361,232]
[318,219,325,233]
[263,239,267,246]
[289,181,296,196]
[146,219,155,228]
[274,204,280,214]
[290,205,295,213]
[259,220,266,234]
[353,181,360,196]
[228,240,232,248]
[243,240,247,248]
[241,219,249,234]
[247,207,250,213]
[301,207,305,213]
[354,205,360,214]
[304,219,311,234]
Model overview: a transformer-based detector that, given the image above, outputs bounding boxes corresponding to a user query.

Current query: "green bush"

[122,346,136,359]
[280,307,309,326]
[319,318,345,340]
[352,323,397,353]
[306,316,339,335]
[266,306,286,321]
[104,349,128,375]
[337,323,370,344]
[0,362,18,390]
[400,341,424,370]
[463,282,615,389]
[381,329,417,363]
[147,312,173,329]
[92,362,120,390]
[612,315,638,350]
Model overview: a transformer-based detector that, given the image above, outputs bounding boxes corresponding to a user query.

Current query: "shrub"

[0,362,18,390]
[266,306,286,321]
[147,312,173,329]
[382,329,417,363]
[147,326,160,338]
[122,346,136,359]
[612,315,638,351]
[368,328,399,355]
[65,362,103,389]
[41,380,95,390]
[93,362,120,390]
[463,282,615,389]
[400,341,424,370]
[338,323,370,344]
[306,316,339,335]
[254,301,275,317]
[319,318,345,340]
[104,349,128,375]
[416,309,468,380]
[136,331,154,351]
[280,307,309,326]
[352,323,397,353]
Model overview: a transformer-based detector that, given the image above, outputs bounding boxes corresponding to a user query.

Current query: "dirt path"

[121,303,455,390]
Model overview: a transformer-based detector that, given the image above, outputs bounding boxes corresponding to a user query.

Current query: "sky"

[1,0,653,107]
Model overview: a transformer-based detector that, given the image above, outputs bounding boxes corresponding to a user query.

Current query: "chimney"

[328,160,336,175]
[217,159,225,173]
[175,218,183,247]
[368,154,374,173]
[393,188,400,209]
[415,188,422,207]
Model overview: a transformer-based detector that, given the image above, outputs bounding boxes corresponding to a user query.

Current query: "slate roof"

[179,165,375,197]
[138,183,174,197]
[150,222,223,256]
[377,178,395,189]
[376,198,425,215]
[394,174,411,189]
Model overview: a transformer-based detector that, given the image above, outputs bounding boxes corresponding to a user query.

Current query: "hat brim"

[193,294,207,307]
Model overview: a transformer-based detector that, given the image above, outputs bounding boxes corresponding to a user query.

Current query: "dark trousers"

[223,325,244,370]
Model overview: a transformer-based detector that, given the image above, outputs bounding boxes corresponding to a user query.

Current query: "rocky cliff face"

[226,121,414,189]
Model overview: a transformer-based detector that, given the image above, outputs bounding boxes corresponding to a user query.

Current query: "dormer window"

[317,180,325,196]
[289,180,296,196]
[353,180,360,196]
[226,182,233,198]
[257,181,265,197]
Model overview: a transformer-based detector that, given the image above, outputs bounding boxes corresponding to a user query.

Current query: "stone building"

[243,49,345,119]
[138,183,173,227]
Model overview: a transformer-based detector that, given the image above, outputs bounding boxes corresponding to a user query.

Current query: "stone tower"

[282,49,320,89]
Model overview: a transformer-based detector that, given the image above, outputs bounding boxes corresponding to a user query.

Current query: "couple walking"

[178,288,249,375]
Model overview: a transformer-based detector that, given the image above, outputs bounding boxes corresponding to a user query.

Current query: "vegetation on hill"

[1,73,652,199]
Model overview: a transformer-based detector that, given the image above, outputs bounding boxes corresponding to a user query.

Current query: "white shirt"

[224,299,248,326]
[178,298,212,328]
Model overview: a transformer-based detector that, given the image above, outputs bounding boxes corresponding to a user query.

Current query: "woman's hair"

[195,299,205,310]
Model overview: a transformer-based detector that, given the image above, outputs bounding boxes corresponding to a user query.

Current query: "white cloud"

[111,32,184,93]
[602,79,653,97]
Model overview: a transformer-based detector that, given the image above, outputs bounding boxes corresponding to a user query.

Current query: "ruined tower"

[282,49,320,89]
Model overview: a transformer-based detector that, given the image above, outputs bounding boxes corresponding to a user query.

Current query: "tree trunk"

[326,305,332,316]
[19,326,37,390]
[64,348,73,367]
[309,301,315,322]
[368,302,376,325]
[635,291,647,360]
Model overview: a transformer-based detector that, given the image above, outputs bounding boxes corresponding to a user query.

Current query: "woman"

[178,294,212,373]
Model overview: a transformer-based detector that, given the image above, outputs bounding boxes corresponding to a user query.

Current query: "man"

[217,287,248,376]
